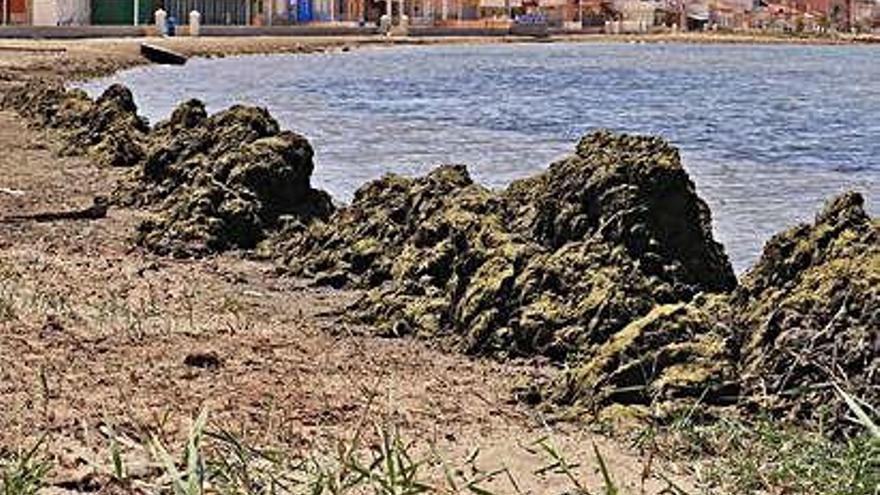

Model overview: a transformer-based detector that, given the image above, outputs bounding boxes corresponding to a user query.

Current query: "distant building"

[615,0,658,31]
[89,0,154,24]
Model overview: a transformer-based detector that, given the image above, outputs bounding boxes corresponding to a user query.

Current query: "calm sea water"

[80,43,880,272]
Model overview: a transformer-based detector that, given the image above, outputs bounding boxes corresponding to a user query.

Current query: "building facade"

[2,0,876,29]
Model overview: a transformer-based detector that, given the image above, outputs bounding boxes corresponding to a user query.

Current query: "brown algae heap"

[3,81,877,432]
[1,82,148,168]
[124,99,333,256]
[2,82,333,256]
[272,132,736,361]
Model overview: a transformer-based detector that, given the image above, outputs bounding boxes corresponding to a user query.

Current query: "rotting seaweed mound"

[1,81,148,167]
[736,192,879,427]
[2,81,333,257]
[267,131,737,361]
[123,99,334,257]
[561,191,879,429]
[4,81,877,431]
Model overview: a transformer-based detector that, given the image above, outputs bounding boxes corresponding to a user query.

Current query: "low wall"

[199,25,379,36]
[0,25,149,38]
[408,26,511,37]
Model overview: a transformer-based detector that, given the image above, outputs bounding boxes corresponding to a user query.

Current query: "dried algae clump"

[561,296,739,421]
[1,81,148,167]
[131,100,333,257]
[561,192,878,428]
[63,84,149,167]
[506,131,736,294]
[736,191,879,428]
[270,132,737,361]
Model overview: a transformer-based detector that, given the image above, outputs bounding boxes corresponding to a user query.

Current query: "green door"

[91,0,155,25]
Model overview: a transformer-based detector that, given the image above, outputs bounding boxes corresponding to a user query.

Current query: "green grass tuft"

[0,436,51,495]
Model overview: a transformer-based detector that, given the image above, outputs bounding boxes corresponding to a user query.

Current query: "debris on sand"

[184,351,222,369]
[0,196,108,224]
[268,132,737,361]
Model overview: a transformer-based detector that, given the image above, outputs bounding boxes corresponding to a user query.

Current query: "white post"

[398,0,403,21]
[2,0,7,25]
[189,10,201,35]
[386,0,391,17]
[330,0,335,21]
[155,8,167,35]
[134,0,139,25]
[441,0,447,20]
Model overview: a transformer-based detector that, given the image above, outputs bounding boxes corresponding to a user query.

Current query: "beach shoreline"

[1,30,878,85]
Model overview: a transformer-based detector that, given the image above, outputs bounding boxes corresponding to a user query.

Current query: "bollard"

[155,8,167,36]
[189,10,201,37]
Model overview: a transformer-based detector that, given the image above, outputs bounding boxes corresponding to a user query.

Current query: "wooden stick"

[0,46,67,54]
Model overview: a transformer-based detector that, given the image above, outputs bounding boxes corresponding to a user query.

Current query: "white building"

[616,0,659,32]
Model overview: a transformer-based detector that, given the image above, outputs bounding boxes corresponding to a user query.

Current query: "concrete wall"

[198,23,377,34]
[0,24,146,36]
[409,24,509,34]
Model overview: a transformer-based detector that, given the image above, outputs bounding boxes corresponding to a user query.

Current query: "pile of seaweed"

[557,193,878,429]
[1,81,147,167]
[1,81,333,256]
[269,132,736,362]
[122,98,333,256]
[4,81,876,431]
[267,132,877,430]
[736,192,878,426]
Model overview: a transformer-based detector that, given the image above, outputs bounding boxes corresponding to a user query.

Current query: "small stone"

[183,351,222,369]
